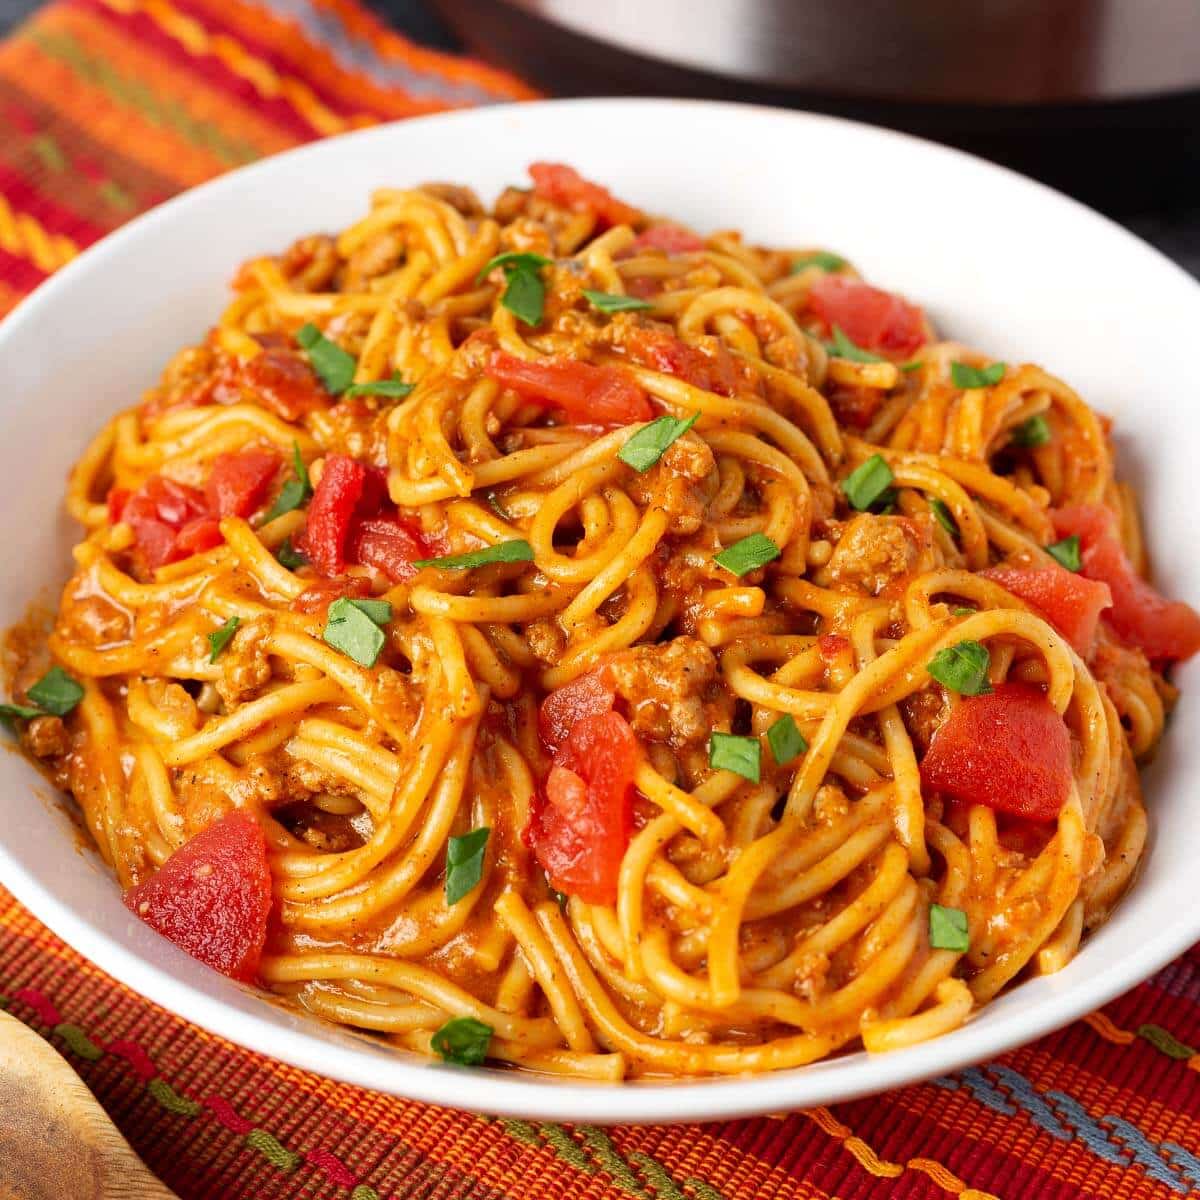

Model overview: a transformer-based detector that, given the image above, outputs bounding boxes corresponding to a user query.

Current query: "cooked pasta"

[8,162,1199,1080]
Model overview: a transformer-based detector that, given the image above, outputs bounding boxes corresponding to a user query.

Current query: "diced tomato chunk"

[1052,504,1200,662]
[920,683,1072,822]
[133,476,206,527]
[1086,539,1200,663]
[113,451,282,571]
[539,668,616,754]
[486,351,652,425]
[122,476,212,569]
[290,576,372,615]
[241,349,330,418]
[808,276,927,357]
[126,516,178,569]
[301,454,424,582]
[302,455,369,577]
[1051,504,1112,546]
[173,517,224,558]
[106,488,130,524]
[619,326,742,397]
[525,710,639,904]
[205,449,281,519]
[199,349,329,421]
[349,515,428,584]
[632,224,704,254]
[980,563,1112,658]
[528,162,642,229]
[360,465,391,516]
[123,810,272,983]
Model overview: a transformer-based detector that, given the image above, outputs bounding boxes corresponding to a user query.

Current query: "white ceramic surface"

[0,99,1196,1124]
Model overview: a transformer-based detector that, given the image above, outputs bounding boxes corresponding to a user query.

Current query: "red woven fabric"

[2,3,1200,1197]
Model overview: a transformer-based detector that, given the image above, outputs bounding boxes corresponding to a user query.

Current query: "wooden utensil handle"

[0,1009,179,1200]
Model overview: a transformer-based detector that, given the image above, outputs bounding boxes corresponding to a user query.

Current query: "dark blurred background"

[3,0,1197,275]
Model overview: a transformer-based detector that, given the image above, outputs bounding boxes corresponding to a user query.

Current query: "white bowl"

[1,98,1196,1124]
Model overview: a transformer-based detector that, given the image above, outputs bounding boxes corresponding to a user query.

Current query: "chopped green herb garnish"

[582,288,653,314]
[445,827,490,905]
[1046,534,1082,572]
[412,540,534,571]
[296,323,356,395]
[791,250,846,273]
[26,667,84,717]
[296,325,412,400]
[929,903,969,952]
[475,252,552,282]
[431,1016,492,1066]
[207,616,240,663]
[618,412,699,472]
[500,265,546,327]
[347,598,392,625]
[291,440,310,487]
[263,441,312,524]
[322,596,386,668]
[276,536,307,570]
[953,607,975,617]
[766,715,807,766]
[477,252,552,328]
[343,375,414,399]
[929,497,957,537]
[264,478,309,524]
[709,732,761,783]
[0,666,84,730]
[714,533,780,578]
[843,454,895,511]
[951,361,1006,389]
[1011,414,1051,448]
[0,702,44,730]
[825,325,886,364]
[900,359,924,373]
[926,640,992,696]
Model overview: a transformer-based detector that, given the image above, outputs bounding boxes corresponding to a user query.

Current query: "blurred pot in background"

[431,0,1200,214]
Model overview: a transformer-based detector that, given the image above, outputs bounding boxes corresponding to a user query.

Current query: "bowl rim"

[2,96,1198,1125]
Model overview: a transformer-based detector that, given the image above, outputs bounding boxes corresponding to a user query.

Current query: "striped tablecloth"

[1,4,1198,1197]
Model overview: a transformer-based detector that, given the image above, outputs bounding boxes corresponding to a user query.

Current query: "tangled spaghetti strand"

[10,166,1183,1080]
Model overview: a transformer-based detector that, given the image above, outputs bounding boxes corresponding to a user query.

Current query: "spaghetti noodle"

[9,163,1199,1079]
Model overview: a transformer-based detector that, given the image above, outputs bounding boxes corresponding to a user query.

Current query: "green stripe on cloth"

[25,25,262,164]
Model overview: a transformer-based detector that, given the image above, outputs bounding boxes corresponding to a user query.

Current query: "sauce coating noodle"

[9,166,1192,1079]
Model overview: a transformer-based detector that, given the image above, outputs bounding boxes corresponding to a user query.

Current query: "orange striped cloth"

[3,4,1200,1198]
[0,0,534,314]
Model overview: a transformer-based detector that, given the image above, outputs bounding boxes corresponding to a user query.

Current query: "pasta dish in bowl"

[6,154,1199,1085]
